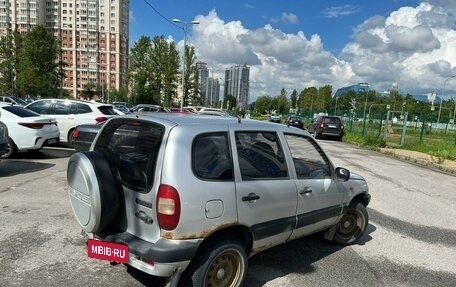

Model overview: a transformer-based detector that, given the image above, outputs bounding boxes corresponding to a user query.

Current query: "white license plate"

[328,125,336,128]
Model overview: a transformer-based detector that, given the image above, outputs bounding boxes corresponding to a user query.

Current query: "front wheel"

[182,238,248,287]
[333,202,368,245]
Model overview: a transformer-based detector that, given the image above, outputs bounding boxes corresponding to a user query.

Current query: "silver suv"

[67,114,370,286]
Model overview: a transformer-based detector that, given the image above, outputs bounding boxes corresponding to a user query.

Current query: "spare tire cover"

[67,151,119,233]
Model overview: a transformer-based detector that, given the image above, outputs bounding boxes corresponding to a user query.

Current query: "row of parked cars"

[0,98,118,158]
[0,98,244,158]
[271,114,346,141]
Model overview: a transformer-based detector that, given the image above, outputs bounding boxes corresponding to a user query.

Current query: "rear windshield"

[94,119,164,192]
[2,106,41,117]
[98,105,118,115]
[325,117,341,125]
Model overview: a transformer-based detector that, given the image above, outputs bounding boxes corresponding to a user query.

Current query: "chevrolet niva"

[67,113,370,287]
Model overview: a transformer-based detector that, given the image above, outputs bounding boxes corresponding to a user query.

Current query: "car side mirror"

[335,167,350,182]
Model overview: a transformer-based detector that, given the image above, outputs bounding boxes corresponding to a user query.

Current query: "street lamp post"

[172,18,200,111]
[439,75,456,126]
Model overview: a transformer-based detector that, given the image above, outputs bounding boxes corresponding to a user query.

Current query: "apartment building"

[0,0,129,99]
[224,64,250,109]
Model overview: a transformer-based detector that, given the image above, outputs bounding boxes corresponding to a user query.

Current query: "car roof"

[25,98,111,107]
[115,113,310,134]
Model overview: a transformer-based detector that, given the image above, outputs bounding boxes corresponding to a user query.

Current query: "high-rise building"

[195,61,221,107]
[224,64,249,109]
[0,0,129,99]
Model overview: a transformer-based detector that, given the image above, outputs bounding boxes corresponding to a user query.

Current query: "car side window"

[284,134,330,179]
[73,103,92,114]
[54,101,72,115]
[192,133,233,181]
[236,131,288,180]
[27,101,53,114]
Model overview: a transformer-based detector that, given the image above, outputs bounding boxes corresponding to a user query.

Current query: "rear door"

[283,133,345,239]
[233,130,297,251]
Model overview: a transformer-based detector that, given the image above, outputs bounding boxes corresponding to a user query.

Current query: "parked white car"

[0,96,27,106]
[0,103,59,158]
[25,99,117,143]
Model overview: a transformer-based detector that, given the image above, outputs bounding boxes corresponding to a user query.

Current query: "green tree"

[184,45,198,106]
[254,95,272,114]
[276,88,289,114]
[225,94,237,110]
[16,25,63,98]
[129,36,153,104]
[0,32,22,96]
[299,87,318,118]
[109,88,129,103]
[290,89,298,110]
[317,85,333,113]
[128,35,180,106]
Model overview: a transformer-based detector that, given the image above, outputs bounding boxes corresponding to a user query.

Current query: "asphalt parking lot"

[1,143,456,286]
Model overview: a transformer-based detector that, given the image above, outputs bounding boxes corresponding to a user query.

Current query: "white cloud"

[323,5,360,18]
[186,2,456,102]
[281,12,299,25]
[341,2,456,94]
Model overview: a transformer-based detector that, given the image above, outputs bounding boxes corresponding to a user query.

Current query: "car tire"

[67,151,119,233]
[1,137,16,159]
[68,128,76,144]
[181,238,248,287]
[333,202,368,245]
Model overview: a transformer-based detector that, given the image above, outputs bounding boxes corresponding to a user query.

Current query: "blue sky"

[130,0,456,101]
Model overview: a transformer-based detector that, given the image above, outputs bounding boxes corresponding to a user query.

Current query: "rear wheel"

[333,202,368,245]
[68,129,76,144]
[181,238,248,287]
[1,137,16,159]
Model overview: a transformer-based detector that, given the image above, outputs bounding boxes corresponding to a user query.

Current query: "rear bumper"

[92,230,203,277]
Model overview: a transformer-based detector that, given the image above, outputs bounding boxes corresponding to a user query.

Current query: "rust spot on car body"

[161,222,238,240]
[252,243,273,255]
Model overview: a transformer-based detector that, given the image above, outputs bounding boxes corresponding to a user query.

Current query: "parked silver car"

[67,114,370,286]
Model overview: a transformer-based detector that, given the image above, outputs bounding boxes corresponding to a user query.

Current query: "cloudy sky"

[131,0,456,102]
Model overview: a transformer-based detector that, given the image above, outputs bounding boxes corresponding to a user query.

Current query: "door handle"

[242,193,260,202]
[299,187,313,195]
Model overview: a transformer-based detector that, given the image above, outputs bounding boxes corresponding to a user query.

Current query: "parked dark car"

[72,122,103,151]
[286,115,304,129]
[307,115,345,141]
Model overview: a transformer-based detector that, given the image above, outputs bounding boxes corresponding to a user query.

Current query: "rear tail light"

[157,184,181,230]
[18,122,44,129]
[73,130,80,139]
[319,118,325,128]
[95,117,108,123]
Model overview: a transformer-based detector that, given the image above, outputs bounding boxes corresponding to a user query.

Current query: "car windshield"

[11,97,27,105]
